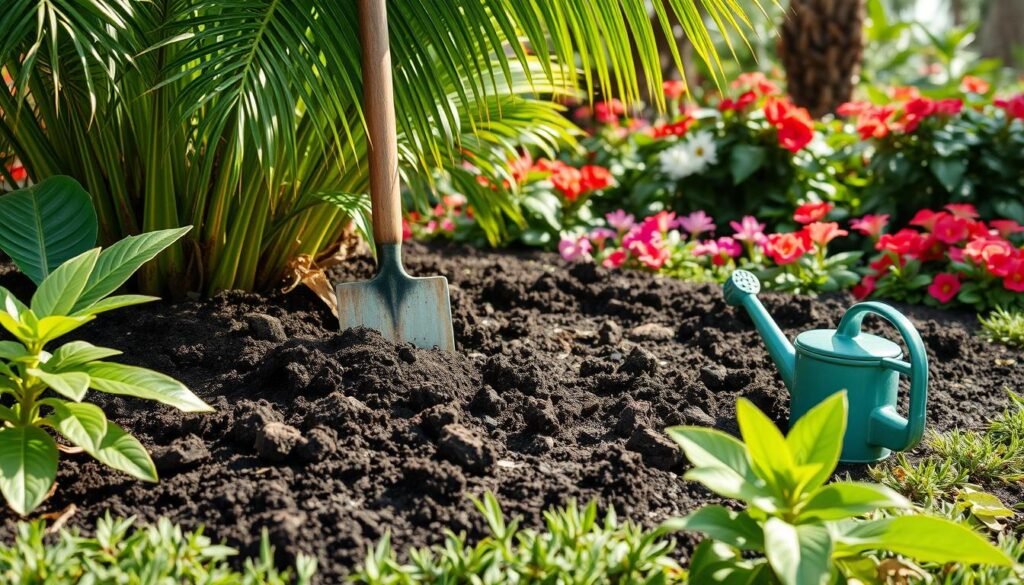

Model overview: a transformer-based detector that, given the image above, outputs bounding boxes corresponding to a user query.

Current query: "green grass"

[980,308,1024,349]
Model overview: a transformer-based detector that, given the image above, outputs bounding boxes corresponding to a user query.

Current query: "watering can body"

[725,270,928,463]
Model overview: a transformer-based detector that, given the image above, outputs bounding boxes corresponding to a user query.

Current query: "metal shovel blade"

[336,244,455,351]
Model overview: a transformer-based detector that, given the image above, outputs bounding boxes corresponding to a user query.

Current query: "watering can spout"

[723,270,797,389]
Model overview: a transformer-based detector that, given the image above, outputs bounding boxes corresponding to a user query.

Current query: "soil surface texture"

[0,243,1020,582]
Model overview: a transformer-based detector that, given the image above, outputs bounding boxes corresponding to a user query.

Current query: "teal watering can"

[724,270,928,463]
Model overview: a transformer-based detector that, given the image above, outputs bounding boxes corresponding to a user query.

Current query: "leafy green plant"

[927,429,1024,484]
[353,493,686,584]
[981,308,1024,349]
[663,391,1012,585]
[869,453,970,504]
[0,226,212,515]
[0,513,316,583]
[0,0,769,295]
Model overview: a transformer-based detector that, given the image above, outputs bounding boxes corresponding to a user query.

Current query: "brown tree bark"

[778,0,866,118]
[979,0,1024,69]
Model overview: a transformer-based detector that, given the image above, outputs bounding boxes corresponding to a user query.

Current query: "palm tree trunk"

[979,0,1024,69]
[778,0,866,118]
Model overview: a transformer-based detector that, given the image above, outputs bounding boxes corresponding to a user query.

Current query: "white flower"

[686,130,719,169]
[658,143,701,180]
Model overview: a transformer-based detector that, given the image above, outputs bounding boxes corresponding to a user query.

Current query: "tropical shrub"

[0,514,316,583]
[663,391,1012,585]
[558,203,861,295]
[834,87,1024,227]
[852,204,1024,311]
[0,178,211,515]
[353,493,685,584]
[0,0,769,295]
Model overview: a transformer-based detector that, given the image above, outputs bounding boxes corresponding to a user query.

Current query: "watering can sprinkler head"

[724,269,761,306]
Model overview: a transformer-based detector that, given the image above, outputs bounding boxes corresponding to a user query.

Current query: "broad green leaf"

[660,505,764,550]
[33,315,95,346]
[764,518,832,585]
[0,341,30,361]
[0,425,58,515]
[730,144,766,184]
[930,158,967,192]
[31,249,100,317]
[786,392,847,492]
[797,482,909,522]
[0,176,98,285]
[43,341,122,371]
[736,398,794,494]
[71,228,191,313]
[834,516,1012,566]
[666,426,774,508]
[70,295,159,318]
[0,405,16,424]
[46,401,157,482]
[0,286,28,319]
[27,369,90,402]
[0,312,28,343]
[688,540,770,585]
[84,362,213,413]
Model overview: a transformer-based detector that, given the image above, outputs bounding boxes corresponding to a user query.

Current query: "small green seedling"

[0,227,212,515]
[663,391,1013,585]
[980,307,1024,349]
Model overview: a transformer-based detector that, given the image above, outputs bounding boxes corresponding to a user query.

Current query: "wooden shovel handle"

[358,0,402,245]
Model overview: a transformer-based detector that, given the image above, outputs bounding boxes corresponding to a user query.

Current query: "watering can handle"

[836,302,928,452]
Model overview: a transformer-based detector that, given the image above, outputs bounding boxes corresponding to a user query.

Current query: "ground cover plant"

[0,514,316,583]
[980,307,1024,348]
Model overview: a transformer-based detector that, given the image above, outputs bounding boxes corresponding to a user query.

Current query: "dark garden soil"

[1,243,1022,582]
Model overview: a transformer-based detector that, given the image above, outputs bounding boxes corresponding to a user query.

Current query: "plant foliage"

[0,226,211,515]
[0,513,316,583]
[352,493,686,584]
[663,391,1012,585]
[0,0,769,295]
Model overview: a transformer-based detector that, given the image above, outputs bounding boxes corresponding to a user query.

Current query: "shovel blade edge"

[336,272,455,352]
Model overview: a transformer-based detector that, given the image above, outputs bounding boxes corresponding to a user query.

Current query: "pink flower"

[676,210,715,238]
[730,215,766,243]
[850,214,890,238]
[589,227,617,244]
[793,202,832,224]
[694,237,742,266]
[1001,257,1024,292]
[944,203,979,219]
[877,229,923,257]
[630,240,670,270]
[602,249,627,269]
[440,218,455,232]
[909,209,942,231]
[803,222,848,247]
[559,236,592,262]
[647,211,677,235]
[663,80,686,99]
[928,273,961,304]
[605,210,635,232]
[995,94,1024,120]
[965,237,1015,271]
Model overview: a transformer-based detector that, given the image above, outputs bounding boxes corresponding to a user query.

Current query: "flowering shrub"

[853,203,1024,311]
[835,87,1024,227]
[559,202,860,295]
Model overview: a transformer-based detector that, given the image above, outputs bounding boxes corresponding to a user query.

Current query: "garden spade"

[335,0,455,351]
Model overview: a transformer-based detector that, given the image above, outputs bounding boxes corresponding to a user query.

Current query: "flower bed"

[1,244,1019,581]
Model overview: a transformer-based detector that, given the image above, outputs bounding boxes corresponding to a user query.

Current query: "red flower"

[850,214,890,238]
[909,209,942,231]
[580,165,613,192]
[663,80,686,99]
[803,222,847,247]
[895,97,936,133]
[594,99,625,124]
[889,86,921,101]
[651,117,693,138]
[943,203,979,219]
[1000,257,1024,292]
[719,91,757,112]
[793,202,833,224]
[927,273,961,304]
[989,219,1024,238]
[776,114,815,153]
[837,101,871,117]
[932,214,970,244]
[401,218,413,241]
[732,72,780,96]
[9,164,25,182]
[877,229,923,257]
[602,249,627,269]
[916,235,947,262]
[935,98,963,115]
[852,275,877,300]
[764,232,810,265]
[964,237,1015,272]
[995,94,1024,120]
[855,107,895,139]
[550,165,584,200]
[960,75,990,94]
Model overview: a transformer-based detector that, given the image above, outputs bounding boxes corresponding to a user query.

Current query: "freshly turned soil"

[0,243,1021,582]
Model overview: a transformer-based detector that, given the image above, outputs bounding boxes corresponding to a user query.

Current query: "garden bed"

[0,243,1020,583]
